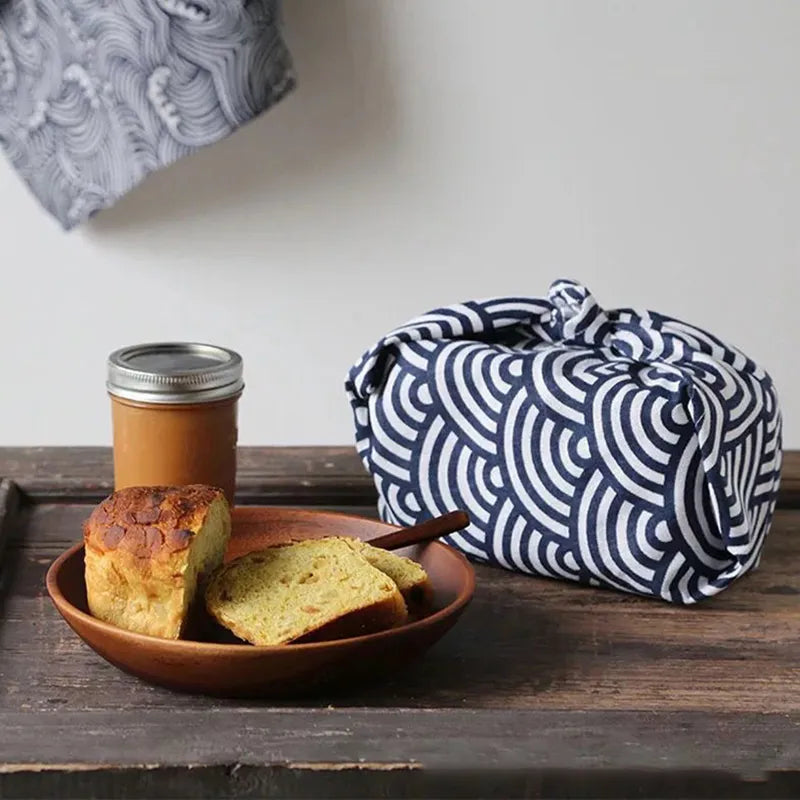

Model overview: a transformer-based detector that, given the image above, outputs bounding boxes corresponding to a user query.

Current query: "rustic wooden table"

[0,447,799,799]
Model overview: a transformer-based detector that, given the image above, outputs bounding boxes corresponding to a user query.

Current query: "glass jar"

[107,343,244,505]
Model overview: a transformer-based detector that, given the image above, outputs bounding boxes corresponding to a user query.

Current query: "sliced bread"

[344,539,433,612]
[205,537,408,645]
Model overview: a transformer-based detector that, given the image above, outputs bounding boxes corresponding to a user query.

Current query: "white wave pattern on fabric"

[0,0,295,229]
[346,280,783,604]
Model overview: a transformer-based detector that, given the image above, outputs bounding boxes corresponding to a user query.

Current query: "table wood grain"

[0,447,799,799]
[1,446,798,508]
[0,446,375,505]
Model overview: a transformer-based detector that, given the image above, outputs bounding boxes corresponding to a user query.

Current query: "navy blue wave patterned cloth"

[346,280,783,603]
[0,0,295,229]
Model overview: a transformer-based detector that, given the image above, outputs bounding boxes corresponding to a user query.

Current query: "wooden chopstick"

[367,510,470,551]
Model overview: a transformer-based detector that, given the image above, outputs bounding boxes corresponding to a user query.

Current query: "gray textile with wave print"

[0,0,295,229]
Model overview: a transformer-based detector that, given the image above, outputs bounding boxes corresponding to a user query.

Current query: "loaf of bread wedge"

[84,485,231,639]
[205,537,408,645]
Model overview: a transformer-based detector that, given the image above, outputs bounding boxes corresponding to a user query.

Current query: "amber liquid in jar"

[111,395,240,505]
[107,343,244,506]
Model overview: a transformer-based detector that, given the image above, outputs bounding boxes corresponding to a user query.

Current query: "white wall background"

[1,0,798,448]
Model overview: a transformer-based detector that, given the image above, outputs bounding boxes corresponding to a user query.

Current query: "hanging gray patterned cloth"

[0,1,295,229]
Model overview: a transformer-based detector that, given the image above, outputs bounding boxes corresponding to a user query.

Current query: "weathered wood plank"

[3,505,800,716]
[7,766,799,800]
[0,446,797,507]
[0,447,377,505]
[2,709,800,799]
[2,447,799,799]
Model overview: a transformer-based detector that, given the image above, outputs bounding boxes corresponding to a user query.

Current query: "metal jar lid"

[107,343,244,404]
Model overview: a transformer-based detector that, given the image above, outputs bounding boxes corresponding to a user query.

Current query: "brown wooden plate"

[45,506,475,697]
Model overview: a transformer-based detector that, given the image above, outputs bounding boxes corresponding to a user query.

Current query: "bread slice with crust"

[84,485,231,639]
[205,537,408,645]
[344,538,433,613]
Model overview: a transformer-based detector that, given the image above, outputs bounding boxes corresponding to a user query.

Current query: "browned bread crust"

[84,484,224,561]
[84,485,230,639]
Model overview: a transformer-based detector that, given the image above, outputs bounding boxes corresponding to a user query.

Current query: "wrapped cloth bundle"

[0,0,294,228]
[347,280,783,604]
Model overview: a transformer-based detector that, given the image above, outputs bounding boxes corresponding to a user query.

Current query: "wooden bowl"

[45,507,475,697]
